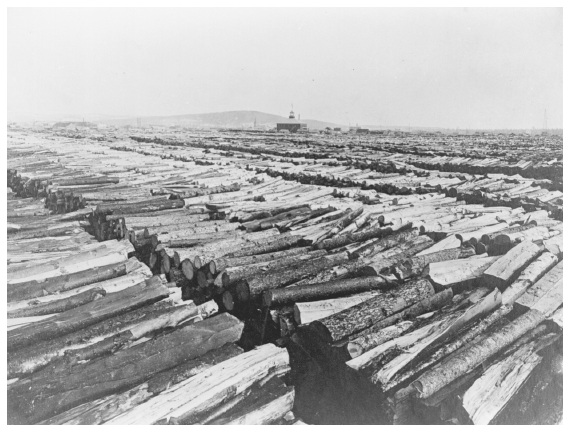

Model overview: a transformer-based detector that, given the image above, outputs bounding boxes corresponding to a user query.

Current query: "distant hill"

[104,110,344,130]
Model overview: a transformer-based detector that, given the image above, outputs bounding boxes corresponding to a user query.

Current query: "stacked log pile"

[6,128,563,425]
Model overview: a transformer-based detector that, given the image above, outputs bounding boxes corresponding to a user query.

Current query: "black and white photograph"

[6,4,564,425]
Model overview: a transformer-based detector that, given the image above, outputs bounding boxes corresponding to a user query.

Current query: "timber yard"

[6,121,563,425]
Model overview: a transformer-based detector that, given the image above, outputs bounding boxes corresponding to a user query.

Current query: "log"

[7,256,131,302]
[543,233,562,259]
[207,377,295,425]
[315,223,411,251]
[8,313,244,424]
[210,246,313,274]
[411,308,547,399]
[480,223,538,244]
[501,251,558,305]
[386,304,513,392]
[482,241,543,290]
[492,226,550,245]
[105,344,289,425]
[309,278,436,343]
[367,288,502,389]
[347,321,414,359]
[235,252,349,303]
[7,276,169,351]
[293,291,381,325]
[8,301,176,378]
[263,275,395,308]
[348,227,419,259]
[7,287,106,318]
[226,234,303,258]
[416,234,462,255]
[347,288,455,343]
[39,344,245,425]
[392,247,475,281]
[357,237,435,276]
[514,261,563,315]
[423,255,499,289]
[461,343,543,425]
[218,250,326,289]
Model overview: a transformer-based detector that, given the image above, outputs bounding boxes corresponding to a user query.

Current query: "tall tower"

[289,104,295,119]
[543,109,548,135]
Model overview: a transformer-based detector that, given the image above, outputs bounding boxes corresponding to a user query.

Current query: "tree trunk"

[411,308,547,399]
[8,313,244,424]
[423,255,499,289]
[309,278,436,343]
[218,250,326,289]
[293,291,381,325]
[263,275,395,307]
[7,276,169,352]
[7,287,106,318]
[482,241,543,290]
[235,252,349,302]
[392,247,475,281]
[105,344,289,425]
[207,377,295,425]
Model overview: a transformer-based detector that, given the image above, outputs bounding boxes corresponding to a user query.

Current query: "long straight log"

[386,304,513,392]
[513,261,563,315]
[347,288,455,342]
[392,247,475,281]
[7,276,169,351]
[8,313,244,425]
[105,343,289,425]
[482,241,543,290]
[263,275,395,308]
[7,255,130,302]
[207,377,295,425]
[423,255,499,290]
[309,278,436,343]
[7,301,175,378]
[411,308,547,399]
[210,246,313,274]
[315,223,411,251]
[218,250,326,289]
[7,287,106,318]
[235,252,349,302]
[293,291,381,325]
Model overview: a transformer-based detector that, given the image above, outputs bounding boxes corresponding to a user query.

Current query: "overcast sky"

[8,8,562,129]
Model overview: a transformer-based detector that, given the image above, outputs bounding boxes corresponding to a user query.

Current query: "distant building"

[276,109,308,133]
[333,127,342,132]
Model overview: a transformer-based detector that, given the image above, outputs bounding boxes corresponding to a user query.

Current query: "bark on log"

[412,308,547,399]
[386,304,513,392]
[315,223,412,251]
[207,377,295,425]
[8,313,244,424]
[7,287,106,318]
[105,343,289,425]
[263,275,395,307]
[218,250,326,289]
[7,256,130,302]
[514,261,563,315]
[347,288,454,342]
[226,234,304,258]
[7,276,168,352]
[347,321,414,359]
[293,291,381,325]
[310,278,436,343]
[480,223,538,244]
[392,247,475,281]
[348,228,419,259]
[423,255,499,289]
[482,241,543,290]
[211,246,313,274]
[8,301,175,378]
[235,252,349,303]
